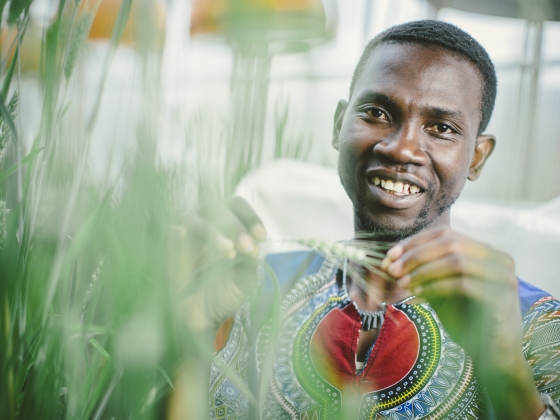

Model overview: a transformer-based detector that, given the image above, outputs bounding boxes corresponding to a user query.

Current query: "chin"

[353,192,459,241]
[354,208,431,242]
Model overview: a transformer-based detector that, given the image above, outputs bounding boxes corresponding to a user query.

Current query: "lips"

[364,168,427,209]
[370,176,421,195]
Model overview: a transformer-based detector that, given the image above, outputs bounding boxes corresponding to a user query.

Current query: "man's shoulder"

[518,278,555,316]
[263,250,326,293]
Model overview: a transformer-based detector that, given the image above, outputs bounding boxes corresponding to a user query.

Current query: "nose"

[373,125,428,166]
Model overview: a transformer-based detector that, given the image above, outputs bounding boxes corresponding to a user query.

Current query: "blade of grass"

[91,370,122,420]
[89,338,111,361]
[1,45,19,99]
[0,147,44,182]
[257,261,282,417]
[156,365,175,390]
[0,93,18,145]
[86,0,132,132]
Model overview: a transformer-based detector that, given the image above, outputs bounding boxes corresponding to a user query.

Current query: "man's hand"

[382,226,544,420]
[168,196,266,331]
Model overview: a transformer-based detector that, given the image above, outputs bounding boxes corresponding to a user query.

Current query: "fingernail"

[216,235,236,259]
[387,244,403,259]
[412,286,422,295]
[237,233,255,254]
[250,224,267,241]
[381,257,391,271]
[387,260,403,277]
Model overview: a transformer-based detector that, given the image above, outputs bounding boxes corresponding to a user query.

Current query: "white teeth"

[372,177,421,195]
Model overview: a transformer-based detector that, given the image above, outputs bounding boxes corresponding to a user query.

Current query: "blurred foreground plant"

[0,0,343,419]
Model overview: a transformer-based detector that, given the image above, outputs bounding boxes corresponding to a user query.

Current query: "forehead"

[352,42,483,125]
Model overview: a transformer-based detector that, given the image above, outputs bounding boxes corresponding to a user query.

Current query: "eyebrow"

[424,106,463,121]
[354,90,465,122]
[354,91,395,108]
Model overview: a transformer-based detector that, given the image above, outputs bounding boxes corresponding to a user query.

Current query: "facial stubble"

[353,183,459,242]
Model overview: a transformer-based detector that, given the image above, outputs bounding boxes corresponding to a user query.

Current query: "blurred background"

[7,0,560,316]
[14,0,560,200]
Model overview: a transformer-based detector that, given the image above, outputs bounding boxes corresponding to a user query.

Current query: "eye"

[430,123,454,134]
[365,107,389,121]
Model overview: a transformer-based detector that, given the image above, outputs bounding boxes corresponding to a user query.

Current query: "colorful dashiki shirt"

[209,251,560,420]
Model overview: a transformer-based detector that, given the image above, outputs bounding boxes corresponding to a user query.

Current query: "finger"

[399,255,515,290]
[381,226,450,270]
[387,232,512,279]
[411,276,495,302]
[388,236,492,278]
[198,200,257,255]
[226,196,267,241]
[179,213,236,259]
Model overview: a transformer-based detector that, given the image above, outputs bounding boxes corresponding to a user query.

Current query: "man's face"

[335,42,492,240]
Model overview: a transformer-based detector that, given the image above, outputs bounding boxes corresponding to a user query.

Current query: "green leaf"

[0,147,44,182]
[56,0,66,22]
[1,45,19,99]
[89,338,111,361]
[111,0,133,47]
[64,12,94,81]
[83,361,115,420]
[0,93,18,144]
[157,365,176,390]
[8,0,33,24]
[0,0,8,30]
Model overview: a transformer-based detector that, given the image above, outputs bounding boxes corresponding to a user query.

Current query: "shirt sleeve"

[522,296,560,405]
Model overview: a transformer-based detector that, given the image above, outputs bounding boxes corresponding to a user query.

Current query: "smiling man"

[207,20,560,420]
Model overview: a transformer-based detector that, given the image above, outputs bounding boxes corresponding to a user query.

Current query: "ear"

[332,99,348,151]
[468,134,495,181]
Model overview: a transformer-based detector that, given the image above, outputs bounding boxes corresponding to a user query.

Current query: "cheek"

[339,118,381,151]
[337,147,357,194]
[338,123,368,170]
[431,145,473,191]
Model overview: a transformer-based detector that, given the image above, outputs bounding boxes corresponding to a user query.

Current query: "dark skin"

[332,43,544,419]
[170,43,546,420]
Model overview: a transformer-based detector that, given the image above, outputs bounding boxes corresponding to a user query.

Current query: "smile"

[369,177,422,196]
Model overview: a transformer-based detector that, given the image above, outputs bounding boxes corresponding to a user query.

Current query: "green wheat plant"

[0,1,390,419]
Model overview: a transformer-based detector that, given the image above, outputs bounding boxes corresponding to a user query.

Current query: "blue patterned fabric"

[209,250,560,419]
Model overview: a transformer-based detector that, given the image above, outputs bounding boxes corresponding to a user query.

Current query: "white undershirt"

[355,358,365,373]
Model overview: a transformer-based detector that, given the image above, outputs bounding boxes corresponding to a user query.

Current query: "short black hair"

[350,20,497,134]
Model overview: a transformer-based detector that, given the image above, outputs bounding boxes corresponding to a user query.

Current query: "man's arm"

[382,226,546,420]
[166,197,266,419]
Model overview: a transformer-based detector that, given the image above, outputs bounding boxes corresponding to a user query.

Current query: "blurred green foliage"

[0,0,317,418]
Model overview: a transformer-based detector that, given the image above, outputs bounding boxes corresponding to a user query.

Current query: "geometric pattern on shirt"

[292,295,345,419]
[265,260,487,420]
[210,255,560,420]
[522,296,560,406]
[369,304,485,420]
[260,261,339,420]
[282,276,486,419]
[209,299,251,420]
